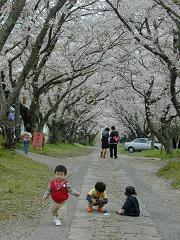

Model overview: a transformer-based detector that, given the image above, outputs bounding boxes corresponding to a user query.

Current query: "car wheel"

[128,147,134,153]
[154,146,159,150]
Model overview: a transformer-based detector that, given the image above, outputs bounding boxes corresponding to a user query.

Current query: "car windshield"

[140,139,148,143]
[149,139,160,143]
[134,139,148,143]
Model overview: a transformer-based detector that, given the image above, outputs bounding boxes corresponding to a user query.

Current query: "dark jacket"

[122,195,140,217]
[102,130,109,140]
[110,130,119,144]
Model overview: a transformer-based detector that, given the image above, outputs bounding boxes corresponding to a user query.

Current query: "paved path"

[3,150,179,240]
[68,154,180,240]
[19,152,94,240]
[118,156,180,240]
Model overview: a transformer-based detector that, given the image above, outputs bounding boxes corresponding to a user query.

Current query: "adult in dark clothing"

[109,126,119,159]
[116,186,140,217]
[101,127,110,158]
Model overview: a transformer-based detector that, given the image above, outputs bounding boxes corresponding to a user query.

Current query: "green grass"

[17,142,92,157]
[157,161,180,189]
[128,149,180,160]
[119,144,128,155]
[0,136,52,221]
[119,144,180,160]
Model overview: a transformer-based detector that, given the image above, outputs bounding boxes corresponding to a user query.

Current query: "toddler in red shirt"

[43,165,80,226]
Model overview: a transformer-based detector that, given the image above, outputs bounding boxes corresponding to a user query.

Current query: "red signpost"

[32,132,44,148]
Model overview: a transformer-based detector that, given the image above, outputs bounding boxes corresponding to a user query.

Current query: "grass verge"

[128,149,180,160]
[156,161,180,189]
[18,142,92,157]
[0,140,52,221]
[119,144,180,160]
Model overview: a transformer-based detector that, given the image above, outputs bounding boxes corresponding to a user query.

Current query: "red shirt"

[50,179,69,203]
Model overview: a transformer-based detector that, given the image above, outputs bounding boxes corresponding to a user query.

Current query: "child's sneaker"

[53,217,62,226]
[53,216,58,222]
[98,206,104,213]
[87,206,93,212]
[55,219,62,226]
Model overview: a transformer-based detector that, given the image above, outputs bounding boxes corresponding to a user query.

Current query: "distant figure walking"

[100,127,110,158]
[109,126,120,159]
[22,127,32,155]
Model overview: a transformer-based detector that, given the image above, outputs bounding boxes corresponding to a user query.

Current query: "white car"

[124,138,162,153]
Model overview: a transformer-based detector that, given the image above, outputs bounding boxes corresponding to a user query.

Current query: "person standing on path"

[100,127,110,158]
[22,127,32,155]
[109,126,120,159]
[43,165,80,226]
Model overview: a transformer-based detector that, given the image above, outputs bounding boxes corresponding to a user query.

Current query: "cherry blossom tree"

[105,0,180,117]
[47,80,107,143]
[109,45,178,153]
[0,0,77,147]
[1,0,179,150]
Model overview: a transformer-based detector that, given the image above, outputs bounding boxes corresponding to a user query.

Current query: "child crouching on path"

[116,186,140,217]
[43,165,80,226]
[86,182,108,213]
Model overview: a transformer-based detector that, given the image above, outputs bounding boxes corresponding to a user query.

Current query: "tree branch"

[0,0,27,52]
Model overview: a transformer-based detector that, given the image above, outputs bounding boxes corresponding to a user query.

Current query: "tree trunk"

[67,124,76,143]
[14,96,21,141]
[170,69,180,117]
[72,129,78,143]
[36,112,45,132]
[0,0,8,9]
[48,121,62,144]
[145,98,174,154]
[89,131,99,145]
[150,132,155,148]
[28,94,40,131]
[176,135,180,149]
[49,126,58,144]
[161,124,174,154]
[147,120,173,154]
[37,121,44,132]
[0,75,15,148]
[4,118,15,149]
